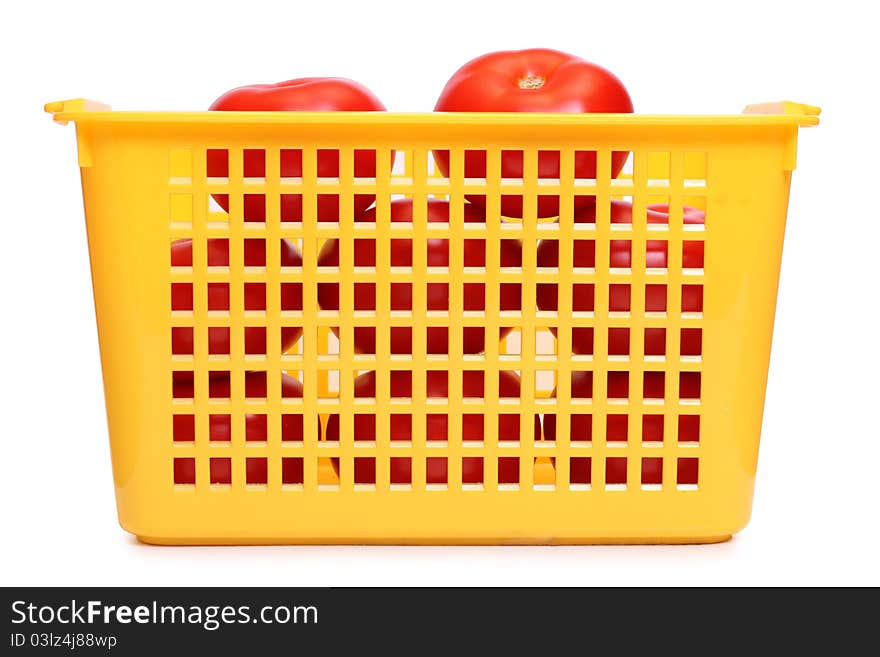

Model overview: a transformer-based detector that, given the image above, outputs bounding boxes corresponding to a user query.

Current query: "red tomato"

[170,238,303,357]
[172,370,303,404]
[640,457,663,486]
[535,202,599,354]
[542,369,671,444]
[433,48,633,218]
[540,371,594,442]
[201,371,304,441]
[541,370,652,442]
[609,201,704,357]
[207,78,386,222]
[608,201,705,269]
[536,200,705,355]
[316,199,522,354]
[172,372,304,485]
[325,369,536,484]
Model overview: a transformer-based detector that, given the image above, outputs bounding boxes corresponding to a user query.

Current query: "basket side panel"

[78,124,176,532]
[700,135,794,531]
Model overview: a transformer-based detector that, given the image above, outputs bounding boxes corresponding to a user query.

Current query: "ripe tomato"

[515,449,661,486]
[541,370,655,442]
[325,369,535,484]
[433,48,633,218]
[537,200,705,355]
[170,238,303,357]
[172,372,304,484]
[608,201,705,269]
[535,201,598,354]
[540,371,594,442]
[608,201,704,357]
[199,371,304,440]
[207,78,386,222]
[316,199,522,354]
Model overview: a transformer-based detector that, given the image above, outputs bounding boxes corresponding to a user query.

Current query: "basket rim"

[45,99,821,128]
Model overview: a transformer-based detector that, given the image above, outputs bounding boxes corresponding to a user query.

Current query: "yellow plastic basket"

[47,98,818,544]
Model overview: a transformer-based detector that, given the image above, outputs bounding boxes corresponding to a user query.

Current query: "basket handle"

[45,98,111,125]
[743,100,821,126]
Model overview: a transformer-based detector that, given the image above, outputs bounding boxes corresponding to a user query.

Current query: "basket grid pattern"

[166,145,705,494]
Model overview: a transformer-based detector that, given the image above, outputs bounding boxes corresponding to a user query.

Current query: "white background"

[2,0,878,586]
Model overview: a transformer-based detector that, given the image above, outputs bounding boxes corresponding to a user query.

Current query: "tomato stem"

[518,75,545,90]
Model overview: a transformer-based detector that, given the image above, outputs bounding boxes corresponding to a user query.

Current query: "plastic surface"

[48,99,818,544]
